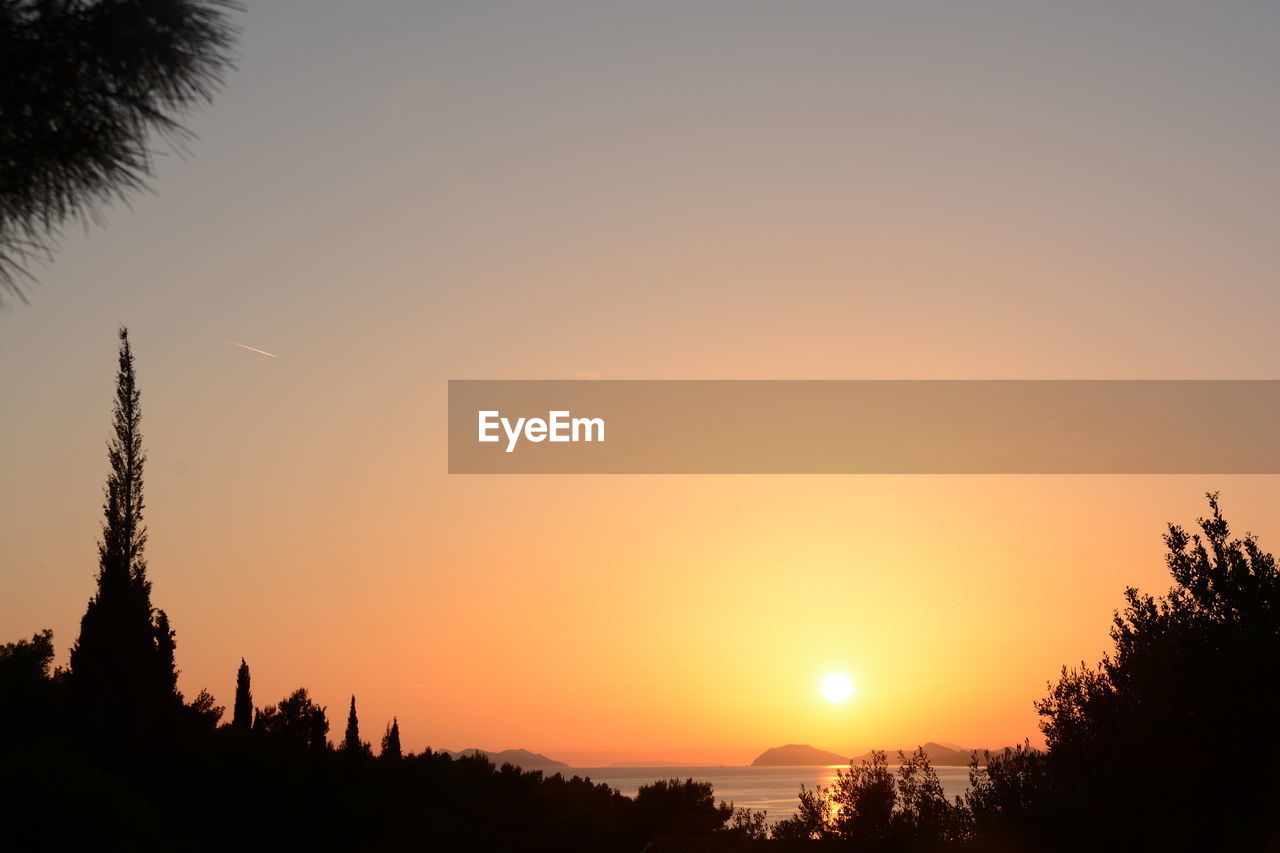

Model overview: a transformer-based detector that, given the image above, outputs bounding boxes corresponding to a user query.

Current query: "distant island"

[850,742,983,767]
[752,744,848,765]
[753,742,993,767]
[444,748,569,770]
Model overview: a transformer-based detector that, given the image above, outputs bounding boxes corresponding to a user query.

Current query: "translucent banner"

[447,380,1280,474]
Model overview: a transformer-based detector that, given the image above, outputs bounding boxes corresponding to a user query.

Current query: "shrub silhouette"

[780,747,967,847]
[770,783,829,841]
[1034,493,1280,849]
[830,750,897,844]
[963,741,1052,849]
[720,805,770,841]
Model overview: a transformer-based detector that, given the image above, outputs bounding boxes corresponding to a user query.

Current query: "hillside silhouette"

[752,744,848,766]
[444,748,569,770]
[753,742,996,768]
[849,743,992,767]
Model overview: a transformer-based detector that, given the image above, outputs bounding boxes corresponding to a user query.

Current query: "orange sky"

[4,2,1280,765]
[7,462,1280,764]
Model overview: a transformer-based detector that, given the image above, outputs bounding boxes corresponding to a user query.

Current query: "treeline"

[4,330,1280,850]
[1,629,745,849]
[0,330,749,850]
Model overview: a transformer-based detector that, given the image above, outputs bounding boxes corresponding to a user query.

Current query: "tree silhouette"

[231,658,252,731]
[719,806,769,841]
[770,784,829,841]
[776,747,967,845]
[630,778,731,839]
[154,608,178,697]
[0,629,54,686]
[892,746,965,844]
[381,717,402,760]
[188,688,223,727]
[255,687,328,755]
[829,750,896,845]
[341,695,369,756]
[964,741,1052,846]
[69,327,180,760]
[0,0,239,302]
[0,629,58,748]
[1037,493,1280,849]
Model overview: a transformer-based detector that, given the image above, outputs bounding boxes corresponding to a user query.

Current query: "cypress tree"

[341,695,367,756]
[232,658,253,731]
[69,327,180,758]
[381,717,402,760]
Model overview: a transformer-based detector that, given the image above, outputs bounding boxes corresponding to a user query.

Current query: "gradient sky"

[4,1,1280,765]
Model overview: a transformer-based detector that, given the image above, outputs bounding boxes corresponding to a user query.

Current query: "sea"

[565,765,973,822]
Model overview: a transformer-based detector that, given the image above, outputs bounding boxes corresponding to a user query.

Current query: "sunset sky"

[4,2,1280,766]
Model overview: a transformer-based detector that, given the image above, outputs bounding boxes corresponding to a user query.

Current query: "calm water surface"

[567,765,972,821]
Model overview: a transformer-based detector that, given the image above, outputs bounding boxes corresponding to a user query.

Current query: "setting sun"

[820,673,855,703]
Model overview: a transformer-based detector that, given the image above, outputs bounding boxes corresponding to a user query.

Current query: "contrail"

[225,340,279,358]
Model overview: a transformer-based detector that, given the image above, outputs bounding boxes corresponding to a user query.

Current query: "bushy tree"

[0,629,59,751]
[770,783,830,840]
[630,778,732,839]
[0,0,238,301]
[829,750,896,844]
[254,688,328,755]
[718,805,769,841]
[0,629,54,689]
[893,746,966,844]
[187,688,223,727]
[781,748,967,846]
[964,742,1051,845]
[1037,494,1280,848]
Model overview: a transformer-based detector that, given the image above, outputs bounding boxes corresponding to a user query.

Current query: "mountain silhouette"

[849,742,985,766]
[445,748,569,770]
[751,744,848,765]
[754,741,993,767]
